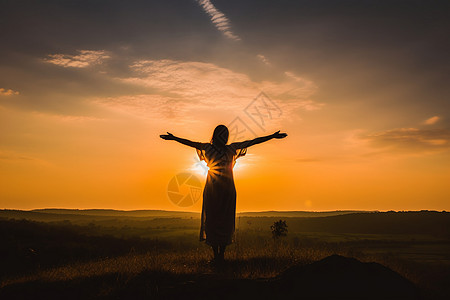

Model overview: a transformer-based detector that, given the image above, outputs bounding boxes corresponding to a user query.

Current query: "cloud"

[257,54,271,66]
[0,150,45,163]
[423,116,440,125]
[122,59,257,106]
[362,127,450,153]
[92,94,186,120]
[0,88,19,96]
[95,59,320,121]
[196,0,240,41]
[32,111,105,122]
[285,71,305,82]
[126,59,318,103]
[44,50,110,68]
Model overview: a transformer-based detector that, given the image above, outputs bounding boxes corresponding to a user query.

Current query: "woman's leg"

[212,245,219,261]
[218,245,226,261]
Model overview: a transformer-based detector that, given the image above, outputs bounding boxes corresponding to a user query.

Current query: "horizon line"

[1,208,447,213]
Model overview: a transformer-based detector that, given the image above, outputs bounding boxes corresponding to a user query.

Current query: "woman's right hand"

[160,132,175,140]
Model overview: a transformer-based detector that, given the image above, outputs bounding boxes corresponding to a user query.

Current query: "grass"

[1,240,326,286]
[2,232,447,292]
[1,211,450,299]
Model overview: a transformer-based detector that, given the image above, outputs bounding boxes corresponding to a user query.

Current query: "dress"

[196,143,247,246]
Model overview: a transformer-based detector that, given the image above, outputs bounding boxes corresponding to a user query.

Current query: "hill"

[0,255,420,299]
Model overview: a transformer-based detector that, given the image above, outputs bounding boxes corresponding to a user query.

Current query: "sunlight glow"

[190,155,246,177]
[233,159,243,171]
[191,157,209,176]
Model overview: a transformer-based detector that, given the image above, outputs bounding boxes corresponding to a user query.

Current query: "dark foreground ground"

[0,210,449,299]
[1,255,420,300]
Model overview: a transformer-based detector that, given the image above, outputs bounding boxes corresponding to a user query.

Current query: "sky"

[0,0,449,211]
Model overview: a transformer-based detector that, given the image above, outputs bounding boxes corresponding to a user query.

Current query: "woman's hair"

[211,125,229,146]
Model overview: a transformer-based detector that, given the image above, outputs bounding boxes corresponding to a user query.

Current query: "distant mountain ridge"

[1,209,448,237]
[30,208,366,218]
[31,208,199,217]
[238,210,367,217]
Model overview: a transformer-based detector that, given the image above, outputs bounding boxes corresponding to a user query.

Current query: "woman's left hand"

[272,130,287,139]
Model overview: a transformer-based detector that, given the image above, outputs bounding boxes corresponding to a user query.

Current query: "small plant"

[271,219,288,240]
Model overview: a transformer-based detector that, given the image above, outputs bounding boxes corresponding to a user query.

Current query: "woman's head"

[211,125,229,146]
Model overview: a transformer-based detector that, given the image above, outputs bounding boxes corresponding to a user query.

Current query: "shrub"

[271,220,288,240]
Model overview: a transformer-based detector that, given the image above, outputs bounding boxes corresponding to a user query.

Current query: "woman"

[160,125,287,262]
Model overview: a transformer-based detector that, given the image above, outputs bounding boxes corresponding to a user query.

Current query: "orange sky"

[1,88,448,211]
[0,0,449,211]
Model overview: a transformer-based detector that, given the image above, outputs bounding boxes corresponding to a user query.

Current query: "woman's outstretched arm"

[231,131,287,149]
[160,132,204,149]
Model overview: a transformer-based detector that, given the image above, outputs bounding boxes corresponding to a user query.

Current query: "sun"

[190,155,245,177]
[191,157,209,176]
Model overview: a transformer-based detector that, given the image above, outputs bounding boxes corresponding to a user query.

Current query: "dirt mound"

[272,254,419,299]
[0,255,420,299]
[161,255,419,299]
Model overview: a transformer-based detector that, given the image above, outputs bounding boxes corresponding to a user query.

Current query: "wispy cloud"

[423,116,440,125]
[92,94,186,120]
[97,59,320,121]
[285,71,305,82]
[0,88,19,96]
[122,59,257,107]
[296,157,323,163]
[44,50,110,68]
[257,54,271,66]
[196,0,240,41]
[362,127,450,153]
[32,111,105,122]
[0,149,46,164]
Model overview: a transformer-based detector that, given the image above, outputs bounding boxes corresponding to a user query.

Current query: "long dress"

[196,143,247,246]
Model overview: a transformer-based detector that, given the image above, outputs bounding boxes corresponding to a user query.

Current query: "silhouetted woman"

[160,125,287,263]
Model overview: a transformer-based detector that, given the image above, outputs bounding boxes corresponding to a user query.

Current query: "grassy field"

[0,209,449,299]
